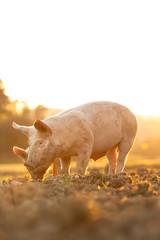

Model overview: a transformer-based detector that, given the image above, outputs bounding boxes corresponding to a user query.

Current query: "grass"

[0,163,27,172]
[0,163,28,181]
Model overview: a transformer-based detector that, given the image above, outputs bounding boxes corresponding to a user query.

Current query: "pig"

[12,101,138,179]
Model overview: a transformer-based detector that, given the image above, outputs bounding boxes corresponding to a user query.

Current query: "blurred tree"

[34,105,48,120]
[0,80,32,163]
[0,80,11,118]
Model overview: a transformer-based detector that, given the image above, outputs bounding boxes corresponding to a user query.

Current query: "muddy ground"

[0,166,160,240]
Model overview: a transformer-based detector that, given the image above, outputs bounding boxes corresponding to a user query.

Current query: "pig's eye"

[37,140,43,146]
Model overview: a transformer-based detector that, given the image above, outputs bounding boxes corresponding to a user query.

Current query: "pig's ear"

[34,119,52,136]
[13,146,28,161]
[12,122,31,136]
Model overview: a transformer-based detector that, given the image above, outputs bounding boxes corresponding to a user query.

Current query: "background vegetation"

[0,80,61,163]
[0,79,160,164]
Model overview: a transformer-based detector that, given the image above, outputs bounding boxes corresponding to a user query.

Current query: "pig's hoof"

[119,171,127,176]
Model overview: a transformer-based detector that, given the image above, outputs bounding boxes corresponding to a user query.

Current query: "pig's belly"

[90,152,106,161]
[90,133,121,160]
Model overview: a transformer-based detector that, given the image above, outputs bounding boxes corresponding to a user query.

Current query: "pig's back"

[75,101,137,155]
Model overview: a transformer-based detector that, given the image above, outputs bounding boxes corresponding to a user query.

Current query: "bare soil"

[0,167,160,240]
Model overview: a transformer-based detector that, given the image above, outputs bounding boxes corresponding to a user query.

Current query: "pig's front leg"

[77,151,90,175]
[52,158,62,176]
[61,157,71,175]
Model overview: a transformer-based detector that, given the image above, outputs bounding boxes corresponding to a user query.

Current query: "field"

[0,156,160,240]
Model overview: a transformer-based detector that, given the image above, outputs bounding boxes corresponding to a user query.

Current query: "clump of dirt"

[0,167,160,240]
[103,171,132,188]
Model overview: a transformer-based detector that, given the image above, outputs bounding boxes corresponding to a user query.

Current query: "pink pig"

[13,101,137,179]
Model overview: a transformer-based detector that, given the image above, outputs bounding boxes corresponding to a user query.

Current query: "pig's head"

[13,146,52,179]
[12,119,56,179]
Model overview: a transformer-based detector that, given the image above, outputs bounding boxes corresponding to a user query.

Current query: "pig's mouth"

[24,162,34,169]
[24,161,51,180]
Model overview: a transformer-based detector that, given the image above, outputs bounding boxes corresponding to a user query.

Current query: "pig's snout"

[24,162,33,169]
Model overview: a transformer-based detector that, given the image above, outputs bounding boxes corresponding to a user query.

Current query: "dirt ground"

[0,166,160,240]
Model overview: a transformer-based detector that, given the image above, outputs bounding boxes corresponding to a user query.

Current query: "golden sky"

[0,1,160,115]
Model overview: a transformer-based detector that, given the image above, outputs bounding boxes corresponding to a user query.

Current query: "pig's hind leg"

[116,137,134,173]
[106,146,118,174]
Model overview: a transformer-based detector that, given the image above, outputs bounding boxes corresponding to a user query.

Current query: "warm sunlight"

[0,1,160,116]
[4,81,160,116]
[1,2,160,240]
[15,101,28,114]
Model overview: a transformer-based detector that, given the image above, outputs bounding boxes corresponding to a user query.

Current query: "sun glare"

[15,102,27,113]
[133,104,160,117]
[23,97,160,117]
[1,1,160,117]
